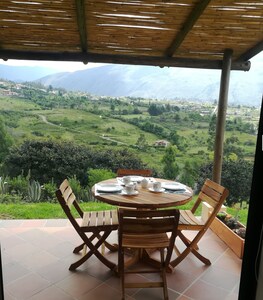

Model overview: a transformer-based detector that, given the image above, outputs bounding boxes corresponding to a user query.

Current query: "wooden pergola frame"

[0,1,263,298]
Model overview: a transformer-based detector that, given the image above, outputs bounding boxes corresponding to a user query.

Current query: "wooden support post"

[212,49,233,184]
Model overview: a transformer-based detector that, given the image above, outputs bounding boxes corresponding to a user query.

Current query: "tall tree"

[0,117,12,163]
[161,145,179,180]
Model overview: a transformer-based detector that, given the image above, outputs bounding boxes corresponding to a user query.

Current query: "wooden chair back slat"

[117,169,152,177]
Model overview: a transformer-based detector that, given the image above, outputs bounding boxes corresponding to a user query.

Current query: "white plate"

[122,190,139,196]
[162,182,185,190]
[148,187,165,193]
[129,176,144,182]
[96,184,123,193]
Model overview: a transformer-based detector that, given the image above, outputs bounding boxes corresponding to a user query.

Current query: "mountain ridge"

[0,60,262,106]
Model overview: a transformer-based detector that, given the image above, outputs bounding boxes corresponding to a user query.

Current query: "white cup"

[125,183,135,194]
[122,176,131,185]
[153,181,162,191]
[141,178,148,188]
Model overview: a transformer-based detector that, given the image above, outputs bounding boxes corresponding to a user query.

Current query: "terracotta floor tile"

[200,266,240,291]
[183,279,230,300]
[28,285,73,300]
[21,220,47,228]
[3,261,31,284]
[1,221,243,300]
[6,272,51,299]
[47,241,76,259]
[45,219,69,227]
[35,260,72,283]
[56,272,102,298]
[166,268,199,293]
[5,241,39,261]
[133,287,180,300]
[21,250,59,271]
[214,254,242,276]
[78,282,122,300]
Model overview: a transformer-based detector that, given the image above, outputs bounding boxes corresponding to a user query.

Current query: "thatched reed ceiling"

[0,0,262,70]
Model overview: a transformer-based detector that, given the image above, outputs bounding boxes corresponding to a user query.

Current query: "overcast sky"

[1,51,262,73]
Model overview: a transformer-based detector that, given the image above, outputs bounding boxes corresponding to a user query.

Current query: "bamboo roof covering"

[0,0,262,70]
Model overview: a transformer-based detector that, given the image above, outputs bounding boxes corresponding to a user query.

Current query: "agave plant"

[0,176,9,194]
[27,180,42,202]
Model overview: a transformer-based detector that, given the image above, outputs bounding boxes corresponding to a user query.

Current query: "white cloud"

[0,59,105,72]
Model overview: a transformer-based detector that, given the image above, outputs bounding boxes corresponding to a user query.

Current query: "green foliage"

[0,193,21,204]
[0,117,13,162]
[42,182,57,202]
[207,114,216,151]
[197,158,253,206]
[3,141,146,185]
[179,160,198,188]
[68,175,93,202]
[136,133,147,150]
[27,180,42,202]
[161,145,180,180]
[87,169,116,188]
[8,174,28,198]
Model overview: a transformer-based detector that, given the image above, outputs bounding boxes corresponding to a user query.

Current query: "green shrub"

[87,168,116,188]
[68,175,93,202]
[9,175,28,198]
[0,193,21,203]
[42,182,57,202]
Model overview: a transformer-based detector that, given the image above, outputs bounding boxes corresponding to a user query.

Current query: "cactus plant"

[27,180,42,202]
[0,176,9,194]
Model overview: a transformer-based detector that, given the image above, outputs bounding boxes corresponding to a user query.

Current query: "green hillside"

[0,80,259,174]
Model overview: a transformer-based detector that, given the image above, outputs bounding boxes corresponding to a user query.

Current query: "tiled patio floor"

[0,219,242,300]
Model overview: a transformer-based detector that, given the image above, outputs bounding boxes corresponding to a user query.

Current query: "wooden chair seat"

[179,210,205,229]
[171,179,229,268]
[81,210,118,230]
[56,179,119,271]
[122,233,169,249]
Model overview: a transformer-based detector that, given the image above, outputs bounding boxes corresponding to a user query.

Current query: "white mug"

[125,183,135,194]
[153,181,162,191]
[122,176,131,185]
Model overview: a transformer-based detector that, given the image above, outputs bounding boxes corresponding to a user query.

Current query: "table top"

[92,177,193,209]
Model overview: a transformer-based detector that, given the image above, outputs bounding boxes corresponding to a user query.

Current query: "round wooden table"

[92,177,193,272]
[92,178,193,209]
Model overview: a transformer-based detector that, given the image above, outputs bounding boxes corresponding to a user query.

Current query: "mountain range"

[0,56,262,106]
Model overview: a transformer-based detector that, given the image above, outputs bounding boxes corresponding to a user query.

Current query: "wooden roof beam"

[0,50,250,71]
[165,0,211,58]
[75,0,87,54]
[237,41,263,62]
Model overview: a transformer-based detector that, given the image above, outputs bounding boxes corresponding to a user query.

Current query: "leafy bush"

[87,168,116,188]
[42,182,57,202]
[3,141,146,185]
[8,175,28,198]
[197,158,253,206]
[0,193,21,203]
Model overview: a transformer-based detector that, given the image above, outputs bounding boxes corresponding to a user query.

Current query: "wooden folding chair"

[117,168,152,177]
[118,208,180,300]
[56,179,119,271]
[171,178,229,268]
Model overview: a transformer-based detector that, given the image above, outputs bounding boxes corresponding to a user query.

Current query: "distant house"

[154,140,170,147]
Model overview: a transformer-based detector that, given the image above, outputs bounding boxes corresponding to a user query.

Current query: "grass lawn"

[0,199,248,226]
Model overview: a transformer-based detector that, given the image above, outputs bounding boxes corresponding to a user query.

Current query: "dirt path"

[38,114,128,145]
